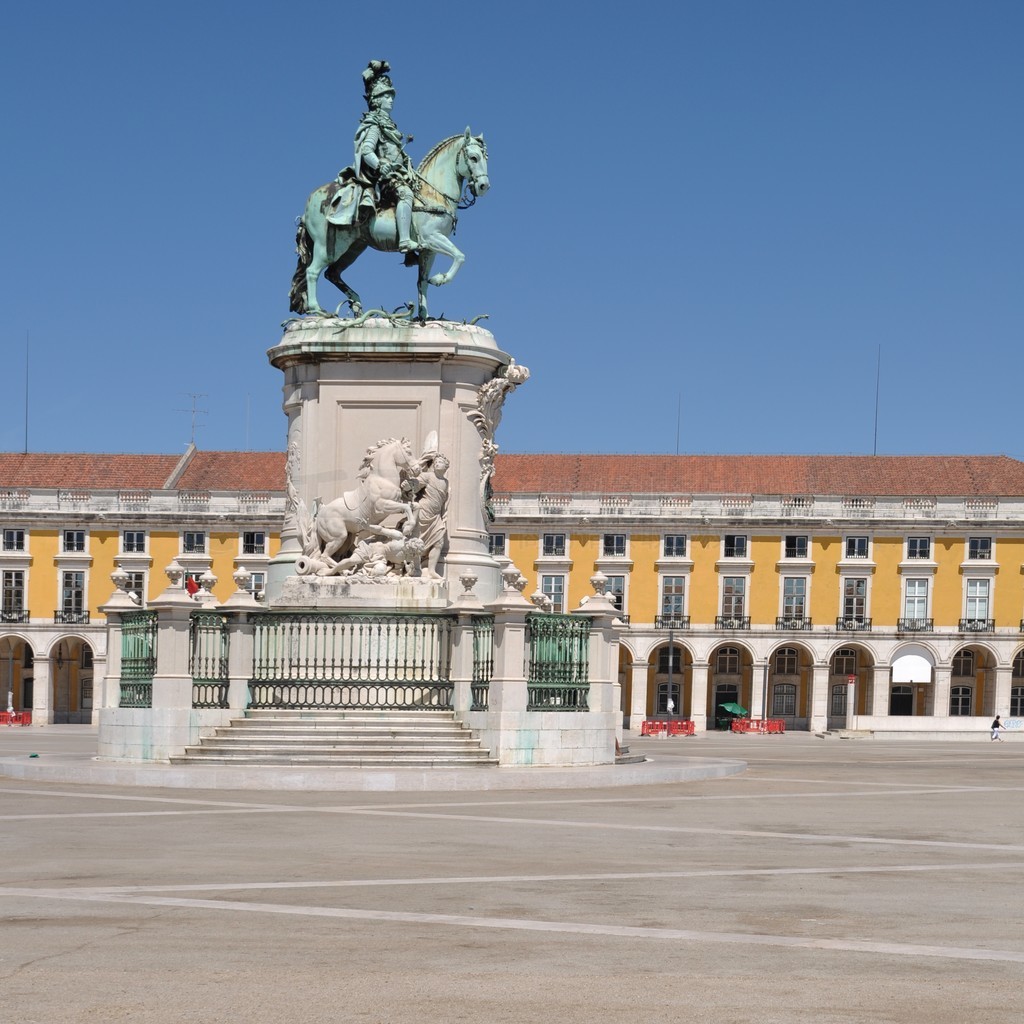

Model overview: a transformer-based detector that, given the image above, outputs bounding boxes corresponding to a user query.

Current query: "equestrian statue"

[289,60,490,321]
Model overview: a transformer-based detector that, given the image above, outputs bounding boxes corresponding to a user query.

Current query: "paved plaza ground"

[1,728,1022,1024]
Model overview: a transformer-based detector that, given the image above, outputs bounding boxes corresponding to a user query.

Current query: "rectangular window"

[62,530,85,552]
[845,536,868,559]
[658,647,682,673]
[2,529,25,552]
[123,571,145,603]
[722,577,745,617]
[540,574,565,613]
[248,571,266,594]
[784,536,808,559]
[843,578,867,619]
[242,531,266,555]
[907,537,931,560]
[830,684,848,717]
[663,535,687,557]
[782,577,807,618]
[606,575,625,612]
[723,535,747,558]
[488,533,506,557]
[966,578,990,620]
[772,683,797,716]
[541,533,565,557]
[661,576,686,617]
[904,578,929,619]
[968,537,992,560]
[62,571,85,613]
[602,534,626,557]
[122,531,146,553]
[183,531,206,554]
[2,570,25,613]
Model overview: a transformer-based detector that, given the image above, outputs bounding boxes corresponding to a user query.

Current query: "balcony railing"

[614,613,630,625]
[655,615,690,629]
[959,618,995,633]
[0,609,29,624]
[54,610,90,625]
[836,617,872,631]
[776,616,812,631]
[715,615,751,630]
[898,617,933,633]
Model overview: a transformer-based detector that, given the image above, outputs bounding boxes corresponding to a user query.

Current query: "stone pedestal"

[266,318,527,607]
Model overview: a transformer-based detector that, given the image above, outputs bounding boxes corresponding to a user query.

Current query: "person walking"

[991,715,1005,741]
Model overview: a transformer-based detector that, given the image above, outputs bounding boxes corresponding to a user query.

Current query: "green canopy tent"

[718,702,748,716]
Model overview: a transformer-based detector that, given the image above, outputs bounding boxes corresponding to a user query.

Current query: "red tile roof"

[489,454,1024,498]
[3,451,1024,499]
[0,453,183,490]
[174,451,287,491]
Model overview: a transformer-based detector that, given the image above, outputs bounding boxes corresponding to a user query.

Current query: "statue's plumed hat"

[363,60,396,106]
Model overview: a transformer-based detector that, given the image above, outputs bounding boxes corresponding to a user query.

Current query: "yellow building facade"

[5,448,1024,736]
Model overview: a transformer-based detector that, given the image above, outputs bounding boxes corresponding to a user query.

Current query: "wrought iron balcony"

[836,617,872,631]
[0,609,29,623]
[715,615,751,630]
[54,610,90,625]
[655,615,690,629]
[958,618,995,633]
[614,613,630,625]
[897,617,933,633]
[776,616,812,631]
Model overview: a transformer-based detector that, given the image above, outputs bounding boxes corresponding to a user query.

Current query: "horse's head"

[458,127,489,197]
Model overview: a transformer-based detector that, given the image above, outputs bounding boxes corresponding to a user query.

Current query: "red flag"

[185,576,200,596]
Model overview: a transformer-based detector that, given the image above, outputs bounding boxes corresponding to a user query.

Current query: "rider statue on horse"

[349,60,417,255]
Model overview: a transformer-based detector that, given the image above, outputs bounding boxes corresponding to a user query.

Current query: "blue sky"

[2,1,1022,459]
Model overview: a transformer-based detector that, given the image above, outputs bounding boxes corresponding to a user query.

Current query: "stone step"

[170,753,498,767]
[174,707,495,768]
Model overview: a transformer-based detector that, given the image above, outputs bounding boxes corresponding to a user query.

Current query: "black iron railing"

[55,610,90,624]
[776,616,812,631]
[0,609,28,623]
[836,617,872,631]
[715,616,751,630]
[958,618,995,633]
[897,618,933,633]
[655,615,690,629]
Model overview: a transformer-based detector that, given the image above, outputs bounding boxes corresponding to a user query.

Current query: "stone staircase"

[171,709,498,768]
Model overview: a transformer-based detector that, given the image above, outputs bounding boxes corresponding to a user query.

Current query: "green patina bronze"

[289,59,490,321]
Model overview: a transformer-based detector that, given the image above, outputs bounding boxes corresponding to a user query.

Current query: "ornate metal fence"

[471,615,494,710]
[526,613,590,711]
[119,611,157,708]
[249,613,454,710]
[190,612,229,708]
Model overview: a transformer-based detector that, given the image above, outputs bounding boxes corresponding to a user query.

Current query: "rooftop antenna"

[177,393,208,447]
[23,331,29,454]
[872,345,881,456]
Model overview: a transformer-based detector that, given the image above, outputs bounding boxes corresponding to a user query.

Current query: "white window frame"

[2,528,26,552]
[842,577,869,621]
[906,536,932,560]
[605,574,627,613]
[903,577,930,620]
[601,534,627,558]
[721,576,746,618]
[964,578,991,621]
[540,573,566,613]
[62,529,86,553]
[723,535,748,559]
[121,530,147,554]
[967,536,993,561]
[540,533,567,558]
[844,536,869,559]
[182,530,207,555]
[663,535,687,558]
[783,535,808,559]
[241,530,267,556]
[660,575,687,620]
[781,576,808,619]
[488,533,506,557]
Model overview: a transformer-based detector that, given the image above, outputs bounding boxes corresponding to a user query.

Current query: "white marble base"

[274,575,450,611]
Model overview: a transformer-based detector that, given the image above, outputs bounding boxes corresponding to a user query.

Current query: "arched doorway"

[647,640,692,718]
[827,645,876,728]
[890,647,934,716]
[766,644,813,729]
[51,637,95,724]
[0,637,34,713]
[708,644,753,729]
[948,645,995,718]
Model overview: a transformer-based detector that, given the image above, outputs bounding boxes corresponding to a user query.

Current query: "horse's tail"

[288,220,313,313]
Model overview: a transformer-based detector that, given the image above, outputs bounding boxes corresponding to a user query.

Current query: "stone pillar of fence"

[222,576,260,712]
[571,575,621,757]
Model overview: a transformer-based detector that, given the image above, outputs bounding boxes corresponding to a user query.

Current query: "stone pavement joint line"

[4,887,1023,965]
